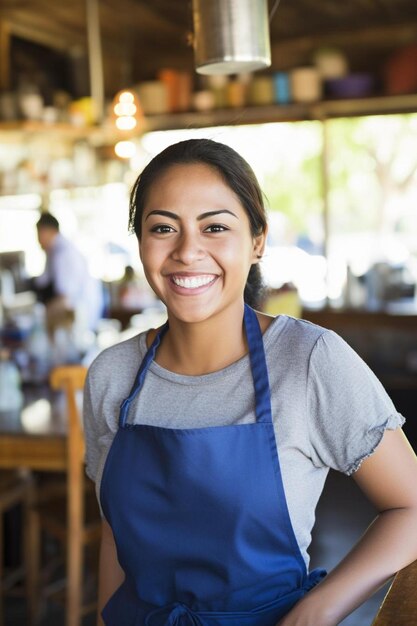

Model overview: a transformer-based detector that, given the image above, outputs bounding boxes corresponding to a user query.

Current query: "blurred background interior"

[1,0,417,624]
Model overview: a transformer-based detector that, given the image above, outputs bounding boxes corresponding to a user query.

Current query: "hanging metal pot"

[192,0,271,75]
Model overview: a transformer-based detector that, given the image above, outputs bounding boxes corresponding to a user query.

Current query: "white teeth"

[172,275,215,289]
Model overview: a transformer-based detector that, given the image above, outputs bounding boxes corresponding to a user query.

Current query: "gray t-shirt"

[84,315,404,567]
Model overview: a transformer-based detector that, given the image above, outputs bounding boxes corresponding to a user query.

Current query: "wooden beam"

[86,0,104,122]
[99,0,184,38]
[271,22,417,69]
[0,19,11,90]
[319,119,330,304]
[2,13,86,52]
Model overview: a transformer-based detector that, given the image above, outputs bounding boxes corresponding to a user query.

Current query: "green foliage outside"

[143,114,417,254]
[327,114,417,239]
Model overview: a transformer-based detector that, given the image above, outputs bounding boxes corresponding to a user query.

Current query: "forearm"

[97,520,125,626]
[279,506,417,626]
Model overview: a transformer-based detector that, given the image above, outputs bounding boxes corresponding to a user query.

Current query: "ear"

[252,226,267,263]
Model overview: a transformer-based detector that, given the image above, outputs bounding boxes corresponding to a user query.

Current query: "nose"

[171,231,205,265]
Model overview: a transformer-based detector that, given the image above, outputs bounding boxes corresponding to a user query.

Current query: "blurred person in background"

[33,212,103,333]
[117,265,156,310]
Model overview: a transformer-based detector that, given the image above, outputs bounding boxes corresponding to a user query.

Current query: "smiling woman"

[130,139,268,312]
[83,138,417,626]
[137,162,265,331]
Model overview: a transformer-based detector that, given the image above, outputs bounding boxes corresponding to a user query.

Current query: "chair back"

[49,365,88,541]
[372,559,417,625]
[50,365,87,465]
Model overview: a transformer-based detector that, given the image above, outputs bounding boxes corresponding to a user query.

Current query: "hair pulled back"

[129,138,267,308]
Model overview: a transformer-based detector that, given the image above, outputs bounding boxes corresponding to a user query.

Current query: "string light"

[116,116,137,130]
[115,140,137,159]
[112,89,143,158]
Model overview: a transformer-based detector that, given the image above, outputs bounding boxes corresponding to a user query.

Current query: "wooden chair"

[28,365,101,626]
[0,469,34,626]
[372,559,417,625]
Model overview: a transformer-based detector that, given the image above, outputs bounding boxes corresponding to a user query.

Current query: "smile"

[170,274,217,289]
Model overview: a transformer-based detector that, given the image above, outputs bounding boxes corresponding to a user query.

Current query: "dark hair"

[129,139,267,308]
[36,212,60,231]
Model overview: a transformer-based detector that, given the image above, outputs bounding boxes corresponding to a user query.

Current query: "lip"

[166,272,219,295]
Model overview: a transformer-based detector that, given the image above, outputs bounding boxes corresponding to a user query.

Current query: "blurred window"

[326,115,417,308]
[1,115,417,310]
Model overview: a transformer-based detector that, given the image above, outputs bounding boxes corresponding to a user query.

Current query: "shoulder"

[53,234,82,260]
[53,234,72,253]
[87,331,147,386]
[262,313,330,356]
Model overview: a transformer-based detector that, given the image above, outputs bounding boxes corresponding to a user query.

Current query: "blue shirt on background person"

[34,212,103,332]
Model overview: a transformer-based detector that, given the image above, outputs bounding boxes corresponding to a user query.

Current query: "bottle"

[0,348,23,411]
[26,304,51,383]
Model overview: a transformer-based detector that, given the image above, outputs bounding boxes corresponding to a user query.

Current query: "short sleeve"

[83,371,101,482]
[83,362,116,486]
[306,330,405,475]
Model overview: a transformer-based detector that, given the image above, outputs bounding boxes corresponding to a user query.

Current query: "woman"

[84,138,417,626]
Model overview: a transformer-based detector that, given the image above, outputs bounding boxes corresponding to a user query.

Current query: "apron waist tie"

[143,570,327,626]
[145,602,203,626]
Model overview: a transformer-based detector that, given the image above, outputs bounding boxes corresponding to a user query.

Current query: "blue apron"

[100,305,326,625]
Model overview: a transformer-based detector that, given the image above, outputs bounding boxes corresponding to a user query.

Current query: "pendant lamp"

[192,0,271,75]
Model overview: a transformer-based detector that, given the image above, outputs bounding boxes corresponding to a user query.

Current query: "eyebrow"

[144,209,238,221]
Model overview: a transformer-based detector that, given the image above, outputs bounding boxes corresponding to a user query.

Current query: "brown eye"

[204,224,229,233]
[150,225,175,233]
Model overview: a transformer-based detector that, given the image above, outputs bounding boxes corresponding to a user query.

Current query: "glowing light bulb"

[115,141,137,158]
[115,116,137,130]
[112,89,143,133]
[114,102,137,117]
[119,91,134,104]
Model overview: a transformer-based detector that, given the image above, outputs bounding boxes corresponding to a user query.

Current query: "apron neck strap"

[119,323,168,427]
[118,305,272,427]
[244,304,273,424]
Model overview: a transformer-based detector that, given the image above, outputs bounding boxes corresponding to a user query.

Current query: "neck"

[46,231,59,250]
[157,302,248,376]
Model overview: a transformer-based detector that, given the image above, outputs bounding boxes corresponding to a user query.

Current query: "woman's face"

[139,163,265,324]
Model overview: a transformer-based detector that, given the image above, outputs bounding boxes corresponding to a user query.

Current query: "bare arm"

[97,518,125,626]
[278,429,417,626]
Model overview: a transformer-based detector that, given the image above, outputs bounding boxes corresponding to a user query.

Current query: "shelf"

[0,119,185,144]
[143,94,417,131]
[0,120,95,139]
[311,93,417,119]
[143,103,312,131]
[0,94,416,141]
[0,120,131,144]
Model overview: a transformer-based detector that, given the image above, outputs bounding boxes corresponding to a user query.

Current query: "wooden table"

[0,387,67,471]
[0,383,98,626]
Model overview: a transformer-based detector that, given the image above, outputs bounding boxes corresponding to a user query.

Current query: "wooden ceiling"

[1,0,417,96]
